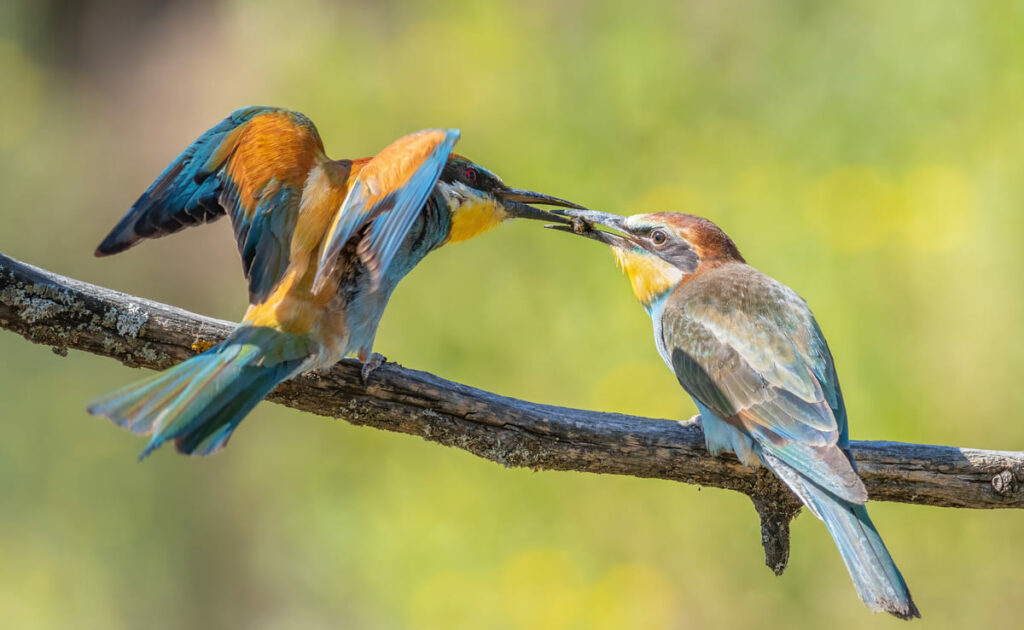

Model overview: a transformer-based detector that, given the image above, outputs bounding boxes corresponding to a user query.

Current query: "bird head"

[548,210,745,309]
[436,155,583,243]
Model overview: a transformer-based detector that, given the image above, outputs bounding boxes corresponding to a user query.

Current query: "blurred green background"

[2,1,1023,628]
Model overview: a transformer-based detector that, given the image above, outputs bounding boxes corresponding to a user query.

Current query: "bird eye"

[465,167,478,183]
[651,229,668,246]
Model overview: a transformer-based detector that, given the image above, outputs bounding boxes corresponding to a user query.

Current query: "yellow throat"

[441,182,508,244]
[613,247,684,307]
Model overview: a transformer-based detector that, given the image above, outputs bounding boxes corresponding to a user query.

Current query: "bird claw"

[360,352,386,384]
[310,366,334,379]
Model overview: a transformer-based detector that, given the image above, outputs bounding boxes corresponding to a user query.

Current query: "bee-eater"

[549,210,918,619]
[88,105,581,458]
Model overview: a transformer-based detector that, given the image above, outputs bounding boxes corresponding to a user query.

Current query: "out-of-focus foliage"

[2,1,1023,628]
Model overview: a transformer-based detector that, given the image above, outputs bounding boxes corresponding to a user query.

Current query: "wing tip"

[94,237,132,258]
[885,598,921,620]
[416,128,460,146]
[95,222,143,257]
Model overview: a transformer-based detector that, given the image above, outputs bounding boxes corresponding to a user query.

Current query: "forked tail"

[88,326,312,458]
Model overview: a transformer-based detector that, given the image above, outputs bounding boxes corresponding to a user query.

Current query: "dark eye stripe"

[638,227,699,273]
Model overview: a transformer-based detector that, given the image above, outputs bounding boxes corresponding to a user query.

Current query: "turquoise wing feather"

[313,128,460,292]
[663,266,867,503]
[95,106,325,303]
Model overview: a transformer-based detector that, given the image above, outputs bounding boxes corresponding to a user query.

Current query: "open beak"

[544,209,634,248]
[496,188,585,224]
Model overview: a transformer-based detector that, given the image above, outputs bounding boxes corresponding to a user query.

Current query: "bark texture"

[3,251,1022,572]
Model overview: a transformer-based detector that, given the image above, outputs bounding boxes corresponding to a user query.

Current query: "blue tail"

[764,453,919,619]
[88,326,311,458]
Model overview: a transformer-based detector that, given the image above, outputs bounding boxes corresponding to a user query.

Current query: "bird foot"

[360,352,386,385]
[310,366,334,379]
[687,413,703,427]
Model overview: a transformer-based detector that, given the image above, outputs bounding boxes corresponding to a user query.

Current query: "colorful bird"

[89,105,581,458]
[548,209,918,619]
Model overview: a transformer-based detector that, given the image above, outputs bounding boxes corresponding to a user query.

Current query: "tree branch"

[3,251,1022,574]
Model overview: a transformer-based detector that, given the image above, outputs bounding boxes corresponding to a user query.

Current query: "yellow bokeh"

[802,166,902,252]
[584,564,676,630]
[499,549,586,630]
[803,164,975,253]
[898,165,974,251]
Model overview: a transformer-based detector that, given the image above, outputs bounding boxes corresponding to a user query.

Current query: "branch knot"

[992,469,1018,497]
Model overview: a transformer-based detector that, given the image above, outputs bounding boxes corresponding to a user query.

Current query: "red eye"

[465,167,478,183]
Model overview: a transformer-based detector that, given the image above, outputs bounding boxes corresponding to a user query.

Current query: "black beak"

[544,209,634,248]
[498,188,584,209]
[496,188,585,224]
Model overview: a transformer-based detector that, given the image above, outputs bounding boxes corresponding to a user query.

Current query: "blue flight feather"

[313,128,460,292]
[95,106,315,304]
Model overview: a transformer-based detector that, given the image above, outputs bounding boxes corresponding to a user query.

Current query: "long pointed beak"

[497,188,585,209]
[544,209,634,248]
[496,188,585,224]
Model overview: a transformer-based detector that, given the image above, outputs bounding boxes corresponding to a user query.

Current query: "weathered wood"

[3,251,1023,572]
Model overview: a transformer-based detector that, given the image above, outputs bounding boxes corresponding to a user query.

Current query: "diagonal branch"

[2,251,1022,573]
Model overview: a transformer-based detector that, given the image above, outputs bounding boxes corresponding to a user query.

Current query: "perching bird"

[89,105,581,458]
[549,210,918,619]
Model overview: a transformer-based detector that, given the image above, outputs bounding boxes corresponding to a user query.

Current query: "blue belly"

[694,400,761,467]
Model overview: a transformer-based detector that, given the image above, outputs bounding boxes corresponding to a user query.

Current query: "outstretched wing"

[663,266,865,503]
[96,106,326,303]
[312,128,460,292]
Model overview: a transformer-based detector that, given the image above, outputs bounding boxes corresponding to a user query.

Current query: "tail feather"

[168,361,293,456]
[181,420,239,457]
[762,452,919,619]
[88,326,310,458]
